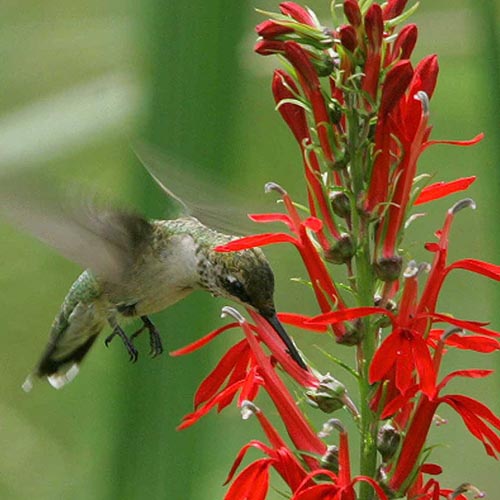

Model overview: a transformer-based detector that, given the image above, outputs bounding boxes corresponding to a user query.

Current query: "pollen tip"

[264,181,287,196]
[221,306,245,324]
[450,197,476,215]
[414,90,430,115]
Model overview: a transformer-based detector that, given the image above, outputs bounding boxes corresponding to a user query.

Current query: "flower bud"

[306,374,347,413]
[377,424,401,462]
[328,100,343,124]
[374,295,397,327]
[320,445,339,473]
[374,255,403,282]
[312,53,335,77]
[324,234,355,264]
[343,0,362,27]
[339,25,358,52]
[336,319,364,345]
[256,20,294,39]
[329,191,351,218]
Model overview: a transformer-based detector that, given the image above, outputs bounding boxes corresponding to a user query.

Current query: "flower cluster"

[174,2,499,498]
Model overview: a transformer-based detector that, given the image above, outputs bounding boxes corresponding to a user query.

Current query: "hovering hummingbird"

[0,150,306,391]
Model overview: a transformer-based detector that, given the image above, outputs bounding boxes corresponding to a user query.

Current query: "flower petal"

[414,176,476,205]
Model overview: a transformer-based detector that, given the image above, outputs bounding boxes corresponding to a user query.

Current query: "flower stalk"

[173,2,498,498]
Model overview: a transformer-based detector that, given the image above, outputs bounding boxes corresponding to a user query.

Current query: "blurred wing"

[0,174,152,282]
[133,142,278,236]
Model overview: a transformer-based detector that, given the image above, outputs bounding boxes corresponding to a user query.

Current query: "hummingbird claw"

[104,332,116,347]
[106,321,139,363]
[140,316,164,358]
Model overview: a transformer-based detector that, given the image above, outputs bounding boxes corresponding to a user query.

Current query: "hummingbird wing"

[133,142,279,236]
[0,174,152,282]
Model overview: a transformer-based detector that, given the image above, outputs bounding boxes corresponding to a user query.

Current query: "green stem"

[346,95,379,499]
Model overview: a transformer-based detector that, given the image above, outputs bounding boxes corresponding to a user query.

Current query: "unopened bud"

[320,445,339,473]
[336,319,364,345]
[328,100,343,124]
[329,191,351,218]
[312,53,335,77]
[306,374,347,413]
[374,295,397,327]
[374,255,403,282]
[339,25,358,52]
[331,152,350,171]
[377,424,401,462]
[324,234,355,264]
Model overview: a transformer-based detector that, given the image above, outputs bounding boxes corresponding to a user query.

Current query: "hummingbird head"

[209,247,307,370]
[215,247,276,316]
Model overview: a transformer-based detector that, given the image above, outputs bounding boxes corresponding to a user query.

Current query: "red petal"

[215,232,297,252]
[413,55,439,98]
[224,441,272,484]
[170,322,239,356]
[273,70,309,143]
[248,212,294,229]
[278,312,327,332]
[344,0,362,27]
[447,258,500,281]
[438,369,493,392]
[256,20,294,38]
[309,306,391,326]
[369,332,402,383]
[380,60,414,116]
[178,380,245,430]
[412,336,436,396]
[280,2,316,26]
[224,459,271,500]
[392,24,418,61]
[364,4,384,49]
[444,333,500,353]
[193,340,249,408]
[383,0,408,20]
[420,463,442,475]
[414,176,476,205]
[429,312,500,338]
[424,132,484,149]
[303,216,323,232]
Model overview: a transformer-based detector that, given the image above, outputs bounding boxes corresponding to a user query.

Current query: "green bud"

[336,319,364,346]
[313,54,335,77]
[374,255,403,282]
[306,374,347,413]
[329,191,351,219]
[377,424,401,462]
[324,234,355,264]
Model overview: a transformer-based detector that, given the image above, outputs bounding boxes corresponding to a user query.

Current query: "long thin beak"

[263,313,307,370]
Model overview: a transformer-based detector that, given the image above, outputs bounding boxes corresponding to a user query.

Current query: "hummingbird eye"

[222,276,250,304]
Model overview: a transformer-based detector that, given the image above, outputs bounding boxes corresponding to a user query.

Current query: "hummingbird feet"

[130,316,164,358]
[105,320,139,363]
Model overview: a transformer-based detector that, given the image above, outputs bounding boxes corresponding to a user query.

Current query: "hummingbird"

[0,152,306,391]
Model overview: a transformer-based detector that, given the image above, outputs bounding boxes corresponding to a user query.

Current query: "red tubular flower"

[387,369,500,492]
[272,70,309,143]
[291,431,388,499]
[224,404,311,499]
[280,2,317,26]
[366,60,414,215]
[339,25,358,52]
[362,4,384,101]
[382,0,409,20]
[256,19,294,38]
[343,0,362,27]
[390,24,418,62]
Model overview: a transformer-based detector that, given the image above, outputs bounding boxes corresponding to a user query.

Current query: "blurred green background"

[0,0,498,498]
